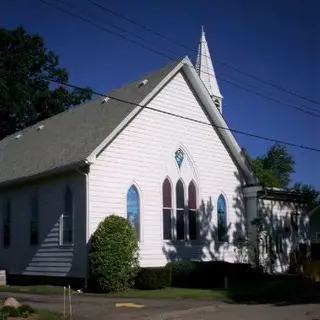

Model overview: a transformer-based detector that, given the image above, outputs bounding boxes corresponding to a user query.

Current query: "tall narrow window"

[61,186,74,245]
[127,185,140,240]
[3,200,11,247]
[176,180,185,240]
[188,181,197,240]
[30,191,39,245]
[162,179,172,240]
[276,235,283,254]
[217,194,227,242]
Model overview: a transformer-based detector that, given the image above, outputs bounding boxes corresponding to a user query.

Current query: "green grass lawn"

[0,274,314,303]
[0,285,67,294]
[106,287,228,299]
[37,310,62,320]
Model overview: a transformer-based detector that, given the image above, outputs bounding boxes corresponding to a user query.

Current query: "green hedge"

[135,261,254,290]
[135,267,171,290]
[166,260,253,289]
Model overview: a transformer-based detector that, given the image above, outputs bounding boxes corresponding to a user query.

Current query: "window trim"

[59,186,74,247]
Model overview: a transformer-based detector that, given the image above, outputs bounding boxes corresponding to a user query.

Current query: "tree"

[0,26,93,140]
[242,144,295,188]
[293,182,320,210]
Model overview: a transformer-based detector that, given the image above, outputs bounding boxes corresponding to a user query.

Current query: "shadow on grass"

[224,274,320,306]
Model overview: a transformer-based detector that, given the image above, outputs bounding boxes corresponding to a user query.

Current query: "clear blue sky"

[1,0,319,188]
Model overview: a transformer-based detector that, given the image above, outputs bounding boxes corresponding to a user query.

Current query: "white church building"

[0,29,309,286]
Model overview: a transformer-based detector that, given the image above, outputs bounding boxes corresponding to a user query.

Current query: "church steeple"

[195,27,223,113]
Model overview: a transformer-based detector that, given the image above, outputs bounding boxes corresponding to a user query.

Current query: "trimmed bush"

[89,215,139,293]
[166,260,253,289]
[135,267,171,290]
[166,261,197,288]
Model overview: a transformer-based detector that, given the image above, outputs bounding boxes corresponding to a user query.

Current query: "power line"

[55,0,179,58]
[45,76,320,153]
[86,0,320,108]
[41,0,320,120]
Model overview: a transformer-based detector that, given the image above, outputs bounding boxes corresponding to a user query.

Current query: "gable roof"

[0,56,257,187]
[0,59,181,186]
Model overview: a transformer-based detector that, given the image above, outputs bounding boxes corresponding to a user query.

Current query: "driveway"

[0,291,319,320]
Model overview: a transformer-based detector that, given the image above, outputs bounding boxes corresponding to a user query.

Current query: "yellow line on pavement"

[115,302,145,308]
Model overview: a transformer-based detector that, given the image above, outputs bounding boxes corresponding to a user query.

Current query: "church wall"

[89,71,247,267]
[0,172,87,282]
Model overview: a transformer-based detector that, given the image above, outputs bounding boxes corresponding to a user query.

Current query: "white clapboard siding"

[0,172,87,278]
[89,71,246,267]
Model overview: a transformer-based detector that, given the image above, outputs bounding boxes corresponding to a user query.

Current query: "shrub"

[88,215,139,293]
[166,261,197,288]
[18,304,35,318]
[167,260,253,289]
[303,260,320,282]
[1,306,20,317]
[135,267,171,290]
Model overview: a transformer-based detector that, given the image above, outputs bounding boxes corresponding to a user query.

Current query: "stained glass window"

[162,179,172,240]
[188,181,197,240]
[127,185,140,240]
[176,180,185,240]
[175,149,185,168]
[217,194,227,242]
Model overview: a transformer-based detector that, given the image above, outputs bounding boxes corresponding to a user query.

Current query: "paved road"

[0,291,319,320]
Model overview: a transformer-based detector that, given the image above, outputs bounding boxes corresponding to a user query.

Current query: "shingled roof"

[0,59,182,186]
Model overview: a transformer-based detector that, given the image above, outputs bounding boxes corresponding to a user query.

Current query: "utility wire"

[41,0,320,119]
[56,0,179,58]
[45,76,320,153]
[86,0,320,108]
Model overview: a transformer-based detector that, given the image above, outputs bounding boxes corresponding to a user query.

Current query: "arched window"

[3,200,11,247]
[61,186,74,245]
[127,185,140,240]
[188,181,197,240]
[176,180,185,240]
[30,191,39,246]
[217,194,227,242]
[162,179,172,240]
[175,149,185,168]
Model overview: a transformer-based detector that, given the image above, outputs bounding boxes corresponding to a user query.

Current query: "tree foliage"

[242,144,295,188]
[89,215,139,293]
[0,26,93,140]
[293,182,320,210]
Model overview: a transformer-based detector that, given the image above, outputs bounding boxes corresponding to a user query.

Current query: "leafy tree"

[89,215,139,293]
[242,144,295,188]
[293,182,320,210]
[0,26,93,140]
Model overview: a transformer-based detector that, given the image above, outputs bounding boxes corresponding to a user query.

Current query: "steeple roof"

[195,27,222,99]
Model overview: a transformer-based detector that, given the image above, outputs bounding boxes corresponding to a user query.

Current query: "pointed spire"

[195,27,223,113]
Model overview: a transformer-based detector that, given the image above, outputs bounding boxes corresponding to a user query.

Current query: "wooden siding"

[258,198,308,273]
[0,173,87,278]
[89,71,246,267]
